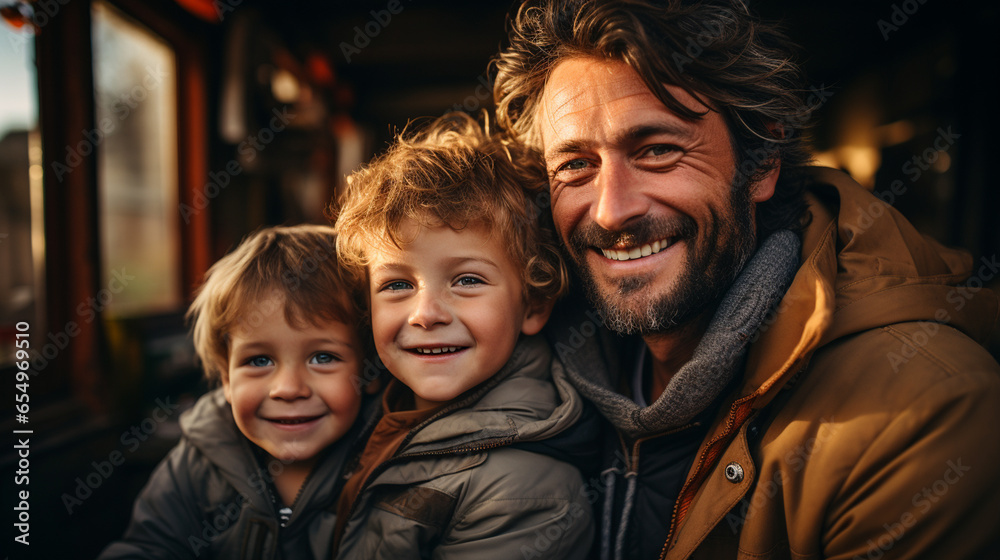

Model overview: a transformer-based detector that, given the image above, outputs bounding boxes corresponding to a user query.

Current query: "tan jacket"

[672,168,1000,559]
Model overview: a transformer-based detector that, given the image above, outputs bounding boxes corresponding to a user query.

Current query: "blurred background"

[0,0,997,556]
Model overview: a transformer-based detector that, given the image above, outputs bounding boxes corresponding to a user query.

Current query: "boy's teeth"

[601,238,671,261]
[415,346,461,355]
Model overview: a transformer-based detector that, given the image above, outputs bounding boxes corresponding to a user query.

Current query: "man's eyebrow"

[617,123,694,144]
[546,139,591,160]
[545,122,695,160]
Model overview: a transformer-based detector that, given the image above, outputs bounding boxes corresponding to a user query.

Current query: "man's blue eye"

[564,159,588,170]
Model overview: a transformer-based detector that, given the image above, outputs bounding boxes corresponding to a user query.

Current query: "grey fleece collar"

[553,230,801,440]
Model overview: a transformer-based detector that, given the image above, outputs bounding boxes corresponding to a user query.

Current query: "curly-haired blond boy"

[332,113,594,559]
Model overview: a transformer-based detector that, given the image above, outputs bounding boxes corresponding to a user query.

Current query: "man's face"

[538,57,773,334]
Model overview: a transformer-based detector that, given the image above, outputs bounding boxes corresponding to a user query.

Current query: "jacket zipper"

[657,396,756,560]
[609,423,696,559]
[337,384,515,547]
[280,463,316,528]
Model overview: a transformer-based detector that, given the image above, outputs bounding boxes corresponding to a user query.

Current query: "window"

[0,18,44,366]
[91,0,181,317]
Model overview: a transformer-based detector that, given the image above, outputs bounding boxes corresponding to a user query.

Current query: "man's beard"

[565,184,756,336]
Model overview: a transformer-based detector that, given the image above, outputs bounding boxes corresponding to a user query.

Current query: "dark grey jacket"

[335,335,595,560]
[99,388,373,560]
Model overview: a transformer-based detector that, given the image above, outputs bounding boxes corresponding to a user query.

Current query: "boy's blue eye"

[311,352,340,364]
[456,276,484,286]
[385,281,412,291]
[248,356,273,367]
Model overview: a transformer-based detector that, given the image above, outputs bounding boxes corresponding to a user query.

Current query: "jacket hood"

[179,388,375,528]
[402,334,585,454]
[804,167,995,343]
[180,389,260,491]
[745,167,998,408]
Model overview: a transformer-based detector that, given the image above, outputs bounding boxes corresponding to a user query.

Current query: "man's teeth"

[415,347,462,355]
[601,238,672,261]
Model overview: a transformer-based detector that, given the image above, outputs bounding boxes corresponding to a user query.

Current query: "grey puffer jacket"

[335,335,595,560]
[99,388,376,560]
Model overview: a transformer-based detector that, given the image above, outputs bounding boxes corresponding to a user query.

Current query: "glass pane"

[92,1,180,317]
[0,21,44,366]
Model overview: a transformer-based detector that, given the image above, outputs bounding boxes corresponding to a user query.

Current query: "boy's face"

[223,298,362,466]
[368,221,550,410]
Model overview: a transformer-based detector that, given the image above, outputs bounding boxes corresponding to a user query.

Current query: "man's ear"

[751,121,783,203]
[521,298,555,336]
[752,159,780,203]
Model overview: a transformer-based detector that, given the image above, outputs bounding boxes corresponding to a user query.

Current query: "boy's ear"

[221,370,233,403]
[363,375,383,395]
[520,298,554,336]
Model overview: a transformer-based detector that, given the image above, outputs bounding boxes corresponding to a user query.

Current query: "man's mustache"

[568,215,697,252]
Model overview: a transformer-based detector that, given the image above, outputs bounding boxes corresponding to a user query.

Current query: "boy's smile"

[368,221,549,410]
[224,298,362,466]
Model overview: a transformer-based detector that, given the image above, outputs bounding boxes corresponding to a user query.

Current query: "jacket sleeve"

[97,442,217,560]
[435,449,594,560]
[821,366,1000,560]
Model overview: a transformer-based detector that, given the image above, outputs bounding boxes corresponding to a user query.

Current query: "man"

[493,1,1000,559]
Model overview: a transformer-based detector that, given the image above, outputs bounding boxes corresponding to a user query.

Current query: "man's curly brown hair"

[492,0,816,237]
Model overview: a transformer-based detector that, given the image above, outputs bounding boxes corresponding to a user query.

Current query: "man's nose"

[408,290,451,329]
[592,159,650,232]
[269,363,311,401]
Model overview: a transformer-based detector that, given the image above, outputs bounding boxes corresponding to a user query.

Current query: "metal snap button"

[725,462,744,483]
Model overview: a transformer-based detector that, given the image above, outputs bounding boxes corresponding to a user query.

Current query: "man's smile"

[599,236,678,261]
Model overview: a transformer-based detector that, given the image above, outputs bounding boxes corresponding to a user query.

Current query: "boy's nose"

[269,364,311,400]
[408,291,451,329]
